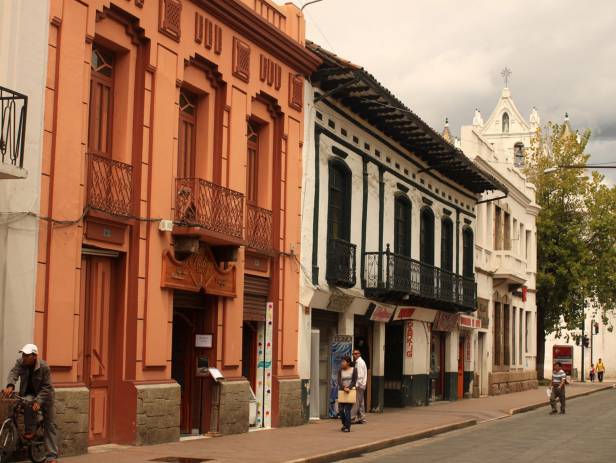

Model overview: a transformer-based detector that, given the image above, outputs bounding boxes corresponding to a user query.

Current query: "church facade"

[458,86,540,395]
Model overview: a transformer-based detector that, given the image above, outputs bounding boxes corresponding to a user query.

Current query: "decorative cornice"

[190,0,320,75]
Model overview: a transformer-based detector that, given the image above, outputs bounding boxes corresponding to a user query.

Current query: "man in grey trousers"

[2,344,59,462]
[352,349,367,424]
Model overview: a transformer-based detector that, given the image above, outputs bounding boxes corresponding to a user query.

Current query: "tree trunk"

[536,304,546,380]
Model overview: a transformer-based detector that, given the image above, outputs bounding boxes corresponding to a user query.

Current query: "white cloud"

[301,0,616,179]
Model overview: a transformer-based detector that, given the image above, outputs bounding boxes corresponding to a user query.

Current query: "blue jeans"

[339,403,353,429]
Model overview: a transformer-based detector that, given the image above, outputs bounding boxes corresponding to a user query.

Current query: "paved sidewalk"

[60,382,612,463]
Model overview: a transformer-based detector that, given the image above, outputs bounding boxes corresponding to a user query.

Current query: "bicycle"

[0,394,47,463]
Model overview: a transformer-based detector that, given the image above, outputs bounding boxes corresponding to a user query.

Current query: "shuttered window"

[243,275,270,321]
[88,45,115,157]
[178,90,197,178]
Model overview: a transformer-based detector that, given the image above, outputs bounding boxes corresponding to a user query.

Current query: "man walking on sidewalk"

[352,349,367,424]
[550,361,567,415]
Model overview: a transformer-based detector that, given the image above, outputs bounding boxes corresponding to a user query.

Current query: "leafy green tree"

[525,123,616,378]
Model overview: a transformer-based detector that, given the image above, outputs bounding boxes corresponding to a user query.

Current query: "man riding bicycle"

[1,344,58,463]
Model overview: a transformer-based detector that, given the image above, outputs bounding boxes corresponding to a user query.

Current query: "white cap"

[19,344,38,355]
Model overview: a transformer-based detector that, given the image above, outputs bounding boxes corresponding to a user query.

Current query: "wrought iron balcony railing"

[247,204,273,252]
[87,153,133,216]
[1,86,28,169]
[364,245,476,311]
[175,178,244,241]
[326,238,357,288]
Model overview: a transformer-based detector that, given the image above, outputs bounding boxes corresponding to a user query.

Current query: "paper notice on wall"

[195,334,213,348]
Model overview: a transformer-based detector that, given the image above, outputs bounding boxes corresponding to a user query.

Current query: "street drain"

[149,458,213,463]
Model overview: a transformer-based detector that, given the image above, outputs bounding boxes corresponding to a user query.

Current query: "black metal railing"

[87,153,133,216]
[326,238,357,288]
[0,86,27,169]
[175,177,244,240]
[364,245,476,311]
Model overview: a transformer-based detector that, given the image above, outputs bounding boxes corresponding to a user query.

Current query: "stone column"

[402,320,430,406]
[444,328,459,400]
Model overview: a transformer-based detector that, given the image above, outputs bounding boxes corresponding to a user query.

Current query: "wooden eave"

[307,41,508,195]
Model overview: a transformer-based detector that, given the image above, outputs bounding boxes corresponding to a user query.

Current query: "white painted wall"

[0,0,49,385]
[544,308,616,380]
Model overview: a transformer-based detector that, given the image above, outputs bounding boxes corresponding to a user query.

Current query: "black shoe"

[550,410,558,415]
[357,419,366,424]
[341,426,346,431]
[342,427,350,432]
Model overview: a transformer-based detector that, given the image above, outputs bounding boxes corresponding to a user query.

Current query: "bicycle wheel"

[0,419,17,462]
[28,439,47,463]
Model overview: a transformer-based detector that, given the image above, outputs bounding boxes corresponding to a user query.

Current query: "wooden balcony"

[174,178,244,245]
[364,245,476,312]
[246,204,274,254]
[86,153,133,217]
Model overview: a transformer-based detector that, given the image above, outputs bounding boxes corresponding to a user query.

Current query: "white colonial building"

[0,0,49,385]
[458,86,540,396]
[299,42,505,418]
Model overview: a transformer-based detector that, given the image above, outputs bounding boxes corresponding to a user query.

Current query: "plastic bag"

[546,387,552,399]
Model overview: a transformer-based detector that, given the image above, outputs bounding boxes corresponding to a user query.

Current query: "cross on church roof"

[501,67,512,87]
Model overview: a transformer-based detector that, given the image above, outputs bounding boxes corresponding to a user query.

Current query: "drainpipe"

[455,209,460,276]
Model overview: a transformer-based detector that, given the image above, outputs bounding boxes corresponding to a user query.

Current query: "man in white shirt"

[352,349,367,424]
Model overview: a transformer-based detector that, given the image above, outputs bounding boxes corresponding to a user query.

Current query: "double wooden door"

[81,255,116,445]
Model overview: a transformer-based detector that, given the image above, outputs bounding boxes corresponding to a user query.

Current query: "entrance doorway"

[310,309,338,418]
[353,316,372,411]
[384,323,403,407]
[171,291,212,435]
[81,255,118,445]
[430,331,446,401]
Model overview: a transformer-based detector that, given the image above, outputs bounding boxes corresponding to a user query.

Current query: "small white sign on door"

[195,334,213,348]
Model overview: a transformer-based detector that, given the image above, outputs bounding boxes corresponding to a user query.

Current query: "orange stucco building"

[36,0,319,454]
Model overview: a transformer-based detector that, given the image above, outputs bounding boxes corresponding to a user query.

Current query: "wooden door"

[172,308,196,434]
[457,337,465,399]
[82,256,115,445]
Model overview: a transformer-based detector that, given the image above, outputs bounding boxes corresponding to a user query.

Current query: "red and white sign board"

[394,307,437,323]
[369,305,396,322]
[459,315,481,329]
[553,345,574,375]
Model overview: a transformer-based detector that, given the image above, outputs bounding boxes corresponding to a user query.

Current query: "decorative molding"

[422,197,433,206]
[160,0,182,42]
[396,182,409,193]
[187,55,225,89]
[259,55,282,90]
[161,246,237,297]
[464,218,472,225]
[331,146,348,159]
[442,208,452,216]
[232,37,250,82]
[194,12,222,54]
[190,0,320,76]
[50,16,62,27]
[288,73,303,111]
[135,0,145,7]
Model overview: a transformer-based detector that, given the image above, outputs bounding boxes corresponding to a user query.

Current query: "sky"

[299,0,616,181]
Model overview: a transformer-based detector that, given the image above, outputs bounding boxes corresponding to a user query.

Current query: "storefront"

[309,309,340,418]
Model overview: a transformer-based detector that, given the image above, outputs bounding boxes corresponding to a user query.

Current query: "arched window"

[514,142,524,168]
[440,218,454,272]
[420,207,435,265]
[502,112,510,133]
[462,228,474,277]
[394,195,412,257]
[420,207,435,297]
[327,159,352,241]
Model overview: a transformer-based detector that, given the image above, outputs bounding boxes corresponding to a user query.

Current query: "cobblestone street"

[337,388,616,463]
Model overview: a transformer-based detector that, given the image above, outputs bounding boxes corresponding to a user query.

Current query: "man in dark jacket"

[2,344,58,463]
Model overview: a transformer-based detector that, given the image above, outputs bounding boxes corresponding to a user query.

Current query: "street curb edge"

[508,385,614,415]
[284,419,477,463]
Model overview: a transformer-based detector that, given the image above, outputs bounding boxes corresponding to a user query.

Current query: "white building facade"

[300,43,505,418]
[459,87,540,395]
[0,0,49,385]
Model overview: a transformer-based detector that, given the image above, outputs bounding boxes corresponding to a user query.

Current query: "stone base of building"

[489,370,538,396]
[54,387,89,457]
[370,375,384,412]
[443,372,458,401]
[277,378,304,427]
[217,379,251,435]
[135,383,180,445]
[402,375,429,406]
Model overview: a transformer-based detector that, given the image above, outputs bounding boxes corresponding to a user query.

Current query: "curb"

[508,385,614,415]
[285,419,477,463]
